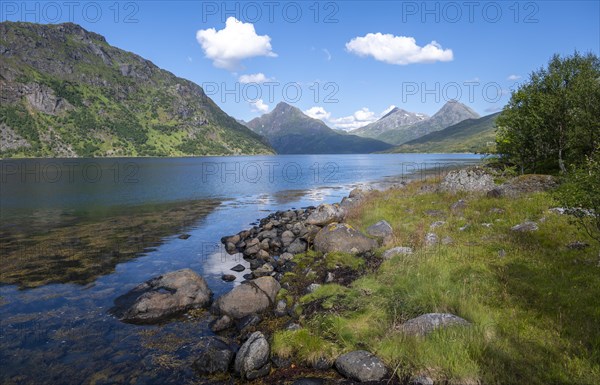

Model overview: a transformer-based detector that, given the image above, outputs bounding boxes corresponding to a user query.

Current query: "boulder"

[253,263,274,277]
[314,223,378,255]
[366,220,393,240]
[234,331,271,380]
[192,336,237,375]
[398,313,470,337]
[306,204,346,226]
[440,167,496,193]
[110,269,212,323]
[213,277,280,319]
[281,230,295,247]
[286,238,308,254]
[382,247,413,260]
[335,350,388,382]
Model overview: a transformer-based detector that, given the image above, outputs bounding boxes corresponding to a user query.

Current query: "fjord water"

[0,154,480,384]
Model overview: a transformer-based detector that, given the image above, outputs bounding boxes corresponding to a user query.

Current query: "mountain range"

[351,100,480,145]
[0,21,274,157]
[386,112,500,153]
[0,21,496,157]
[245,102,393,154]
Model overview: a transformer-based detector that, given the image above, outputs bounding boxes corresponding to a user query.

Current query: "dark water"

[0,154,480,384]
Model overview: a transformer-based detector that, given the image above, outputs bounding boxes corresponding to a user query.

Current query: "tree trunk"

[559,148,567,174]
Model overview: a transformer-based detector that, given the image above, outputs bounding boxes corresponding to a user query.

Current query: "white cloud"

[250,99,269,113]
[322,48,332,61]
[196,17,277,70]
[345,33,453,65]
[304,106,331,121]
[507,74,521,81]
[239,73,273,84]
[304,105,400,131]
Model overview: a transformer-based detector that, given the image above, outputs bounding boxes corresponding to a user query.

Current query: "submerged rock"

[110,268,212,324]
[192,336,237,375]
[335,350,388,382]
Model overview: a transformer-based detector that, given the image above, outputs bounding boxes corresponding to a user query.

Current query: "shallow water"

[0,154,480,384]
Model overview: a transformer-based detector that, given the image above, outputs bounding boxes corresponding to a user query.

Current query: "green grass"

[277,181,600,384]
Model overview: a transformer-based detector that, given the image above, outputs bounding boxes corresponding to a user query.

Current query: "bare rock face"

[212,277,281,319]
[234,331,271,380]
[24,83,73,115]
[110,269,212,323]
[440,167,495,193]
[335,350,388,382]
[314,223,378,255]
[0,123,31,152]
[398,313,470,337]
[306,204,346,226]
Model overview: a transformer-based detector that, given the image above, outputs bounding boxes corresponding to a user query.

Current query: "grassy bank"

[272,180,600,384]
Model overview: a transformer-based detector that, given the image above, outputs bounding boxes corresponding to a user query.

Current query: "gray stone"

[286,238,308,254]
[382,247,413,260]
[314,223,378,255]
[511,221,539,232]
[234,331,271,380]
[335,350,388,382]
[231,264,246,272]
[213,277,280,319]
[366,220,393,239]
[425,232,438,246]
[253,263,274,277]
[111,269,212,324]
[409,375,435,385]
[440,167,496,193]
[305,204,346,226]
[430,221,446,229]
[398,313,470,337]
[281,230,296,247]
[306,283,321,293]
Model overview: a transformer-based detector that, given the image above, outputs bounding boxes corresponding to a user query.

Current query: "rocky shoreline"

[109,167,560,384]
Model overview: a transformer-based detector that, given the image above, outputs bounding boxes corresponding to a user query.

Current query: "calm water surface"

[0,154,480,384]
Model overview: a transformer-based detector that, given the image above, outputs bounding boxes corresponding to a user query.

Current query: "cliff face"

[0,22,274,157]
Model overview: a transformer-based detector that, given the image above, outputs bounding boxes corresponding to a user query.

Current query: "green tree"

[496,52,600,174]
[554,147,600,243]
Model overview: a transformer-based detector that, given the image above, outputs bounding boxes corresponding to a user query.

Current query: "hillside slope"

[388,112,499,153]
[0,22,274,157]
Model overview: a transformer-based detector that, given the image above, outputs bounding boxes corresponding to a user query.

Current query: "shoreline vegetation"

[110,166,599,384]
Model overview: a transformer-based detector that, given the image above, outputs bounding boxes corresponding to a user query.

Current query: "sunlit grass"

[281,181,600,384]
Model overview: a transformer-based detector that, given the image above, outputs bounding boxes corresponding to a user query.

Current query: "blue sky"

[2,1,599,129]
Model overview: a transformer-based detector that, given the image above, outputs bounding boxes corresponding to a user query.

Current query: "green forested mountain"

[0,22,274,157]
